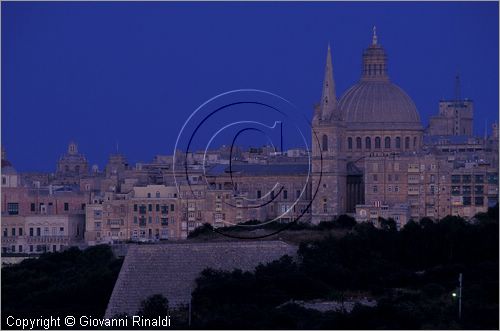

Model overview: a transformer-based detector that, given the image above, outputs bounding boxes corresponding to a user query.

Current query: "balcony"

[408,166,420,173]
[26,236,71,244]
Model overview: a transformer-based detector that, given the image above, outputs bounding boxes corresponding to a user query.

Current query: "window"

[31,203,36,212]
[296,190,301,199]
[148,216,152,224]
[395,137,401,149]
[413,137,417,148]
[322,135,328,151]
[462,186,471,195]
[94,210,102,219]
[375,137,381,149]
[475,175,484,183]
[161,205,168,214]
[356,137,362,149]
[148,204,152,212]
[11,228,15,236]
[161,218,168,226]
[30,245,33,252]
[475,186,484,194]
[147,193,151,198]
[19,228,23,236]
[373,174,378,182]
[271,191,275,200]
[475,197,484,206]
[323,203,327,213]
[3,228,7,237]
[7,203,19,215]
[487,173,498,184]
[156,204,160,212]
[2,177,5,185]
[384,137,391,149]
[134,216,138,224]
[139,205,146,214]
[365,137,371,149]
[257,190,262,199]
[348,137,353,150]
[134,204,138,212]
[36,228,41,236]
[283,190,288,200]
[64,203,69,211]
[156,191,160,198]
[405,137,410,149]
[373,186,378,193]
[170,204,175,212]
[463,197,471,206]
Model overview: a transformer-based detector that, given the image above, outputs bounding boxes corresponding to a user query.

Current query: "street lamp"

[451,273,463,320]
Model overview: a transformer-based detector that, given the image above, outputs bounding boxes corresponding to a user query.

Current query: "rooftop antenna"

[372,25,378,45]
[455,72,462,103]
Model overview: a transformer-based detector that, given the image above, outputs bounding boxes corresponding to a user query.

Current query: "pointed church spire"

[319,43,337,122]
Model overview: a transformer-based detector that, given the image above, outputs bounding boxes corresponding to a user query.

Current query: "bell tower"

[311,44,347,224]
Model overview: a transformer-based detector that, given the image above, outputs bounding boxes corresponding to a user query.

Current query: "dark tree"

[137,294,169,318]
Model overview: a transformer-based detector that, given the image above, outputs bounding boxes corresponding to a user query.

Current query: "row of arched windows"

[347,136,418,151]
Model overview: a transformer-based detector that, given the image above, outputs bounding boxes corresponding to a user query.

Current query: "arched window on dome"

[348,137,353,150]
[413,137,417,148]
[385,137,391,149]
[322,135,328,152]
[365,137,371,149]
[395,137,401,149]
[405,137,410,149]
[375,137,381,149]
[356,137,362,149]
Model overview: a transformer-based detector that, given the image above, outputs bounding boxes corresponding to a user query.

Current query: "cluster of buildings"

[1,29,498,255]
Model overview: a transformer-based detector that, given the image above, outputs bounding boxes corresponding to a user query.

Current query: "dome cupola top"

[361,26,389,82]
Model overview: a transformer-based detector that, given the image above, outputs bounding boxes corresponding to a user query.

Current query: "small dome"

[2,162,17,174]
[339,80,422,131]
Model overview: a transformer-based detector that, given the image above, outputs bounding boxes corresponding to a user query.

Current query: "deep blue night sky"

[2,2,498,172]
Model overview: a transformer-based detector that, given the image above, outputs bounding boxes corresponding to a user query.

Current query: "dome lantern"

[361,26,388,82]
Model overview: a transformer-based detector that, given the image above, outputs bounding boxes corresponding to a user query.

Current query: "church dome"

[339,27,422,131]
[339,80,422,130]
